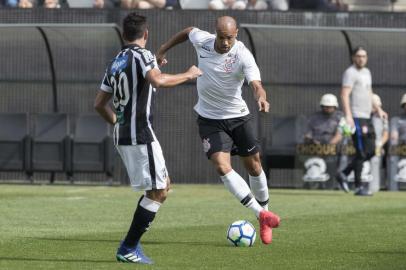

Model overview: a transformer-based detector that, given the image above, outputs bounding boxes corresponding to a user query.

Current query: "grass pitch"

[0,184,405,270]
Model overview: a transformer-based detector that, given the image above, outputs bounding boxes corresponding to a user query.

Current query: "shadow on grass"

[24,237,229,247]
[24,237,117,243]
[347,250,406,255]
[142,240,229,247]
[0,257,115,264]
[271,190,344,196]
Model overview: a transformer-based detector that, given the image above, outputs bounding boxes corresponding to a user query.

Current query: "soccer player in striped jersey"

[94,13,202,264]
[157,16,280,245]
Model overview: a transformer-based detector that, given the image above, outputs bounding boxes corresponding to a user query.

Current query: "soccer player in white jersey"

[157,16,280,244]
[94,13,202,264]
[337,47,387,196]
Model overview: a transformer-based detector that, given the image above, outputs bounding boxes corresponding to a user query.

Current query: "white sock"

[220,170,263,218]
[249,170,269,211]
[140,196,161,213]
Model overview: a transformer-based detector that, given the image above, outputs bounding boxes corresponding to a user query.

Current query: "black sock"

[123,195,157,247]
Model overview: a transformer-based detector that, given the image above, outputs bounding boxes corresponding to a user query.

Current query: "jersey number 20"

[110,72,130,109]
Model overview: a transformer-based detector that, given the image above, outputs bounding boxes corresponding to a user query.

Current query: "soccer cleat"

[354,187,372,196]
[259,210,281,245]
[116,242,154,264]
[336,172,350,193]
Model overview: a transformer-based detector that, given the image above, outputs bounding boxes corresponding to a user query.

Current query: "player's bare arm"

[94,91,116,125]
[340,86,354,128]
[146,65,202,88]
[329,130,342,145]
[249,80,270,113]
[157,27,194,66]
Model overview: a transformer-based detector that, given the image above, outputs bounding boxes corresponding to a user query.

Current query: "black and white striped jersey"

[100,44,158,145]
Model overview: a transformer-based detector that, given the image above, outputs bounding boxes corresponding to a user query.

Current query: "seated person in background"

[390,93,406,146]
[369,93,388,193]
[120,0,136,8]
[39,0,69,8]
[371,94,388,155]
[304,93,343,145]
[301,93,343,185]
[1,0,18,7]
[268,0,288,10]
[121,0,176,9]
[209,0,268,10]
[290,0,346,11]
[18,0,35,7]
[389,93,406,182]
[93,0,120,8]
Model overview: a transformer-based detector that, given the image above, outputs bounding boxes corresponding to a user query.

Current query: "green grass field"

[1,184,406,270]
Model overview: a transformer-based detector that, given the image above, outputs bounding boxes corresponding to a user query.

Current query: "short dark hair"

[122,13,148,42]
[352,46,367,56]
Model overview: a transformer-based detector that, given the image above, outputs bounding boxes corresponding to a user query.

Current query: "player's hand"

[257,97,270,113]
[187,65,203,79]
[156,51,167,67]
[346,116,355,129]
[378,108,388,120]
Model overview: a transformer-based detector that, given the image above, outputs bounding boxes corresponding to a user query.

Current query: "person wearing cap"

[369,94,389,193]
[390,94,406,146]
[389,94,406,186]
[337,47,387,196]
[302,94,345,189]
[304,93,343,145]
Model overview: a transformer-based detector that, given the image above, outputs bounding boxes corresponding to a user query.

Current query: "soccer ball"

[226,220,256,247]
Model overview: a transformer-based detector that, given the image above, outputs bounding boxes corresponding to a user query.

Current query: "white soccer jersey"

[342,65,373,119]
[189,28,261,119]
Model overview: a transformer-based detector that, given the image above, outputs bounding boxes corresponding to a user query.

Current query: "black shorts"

[352,118,376,159]
[197,114,260,158]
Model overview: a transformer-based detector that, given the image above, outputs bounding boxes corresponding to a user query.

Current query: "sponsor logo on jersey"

[202,45,211,51]
[111,55,128,74]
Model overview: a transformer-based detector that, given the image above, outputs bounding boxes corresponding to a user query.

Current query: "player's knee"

[215,164,233,176]
[146,189,168,203]
[246,160,262,176]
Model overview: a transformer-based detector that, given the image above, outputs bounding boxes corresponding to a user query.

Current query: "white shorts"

[116,141,168,191]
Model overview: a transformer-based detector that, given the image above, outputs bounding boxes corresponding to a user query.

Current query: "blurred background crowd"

[0,0,403,12]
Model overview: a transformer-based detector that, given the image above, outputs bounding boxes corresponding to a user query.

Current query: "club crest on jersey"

[111,55,128,74]
[222,54,238,73]
[202,138,211,153]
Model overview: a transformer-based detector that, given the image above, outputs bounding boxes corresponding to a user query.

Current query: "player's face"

[321,106,335,115]
[215,27,238,54]
[352,50,368,69]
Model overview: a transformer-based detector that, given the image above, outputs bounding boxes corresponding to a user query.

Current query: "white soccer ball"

[226,220,256,247]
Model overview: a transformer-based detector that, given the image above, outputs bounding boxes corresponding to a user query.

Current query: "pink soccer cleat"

[259,210,281,245]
